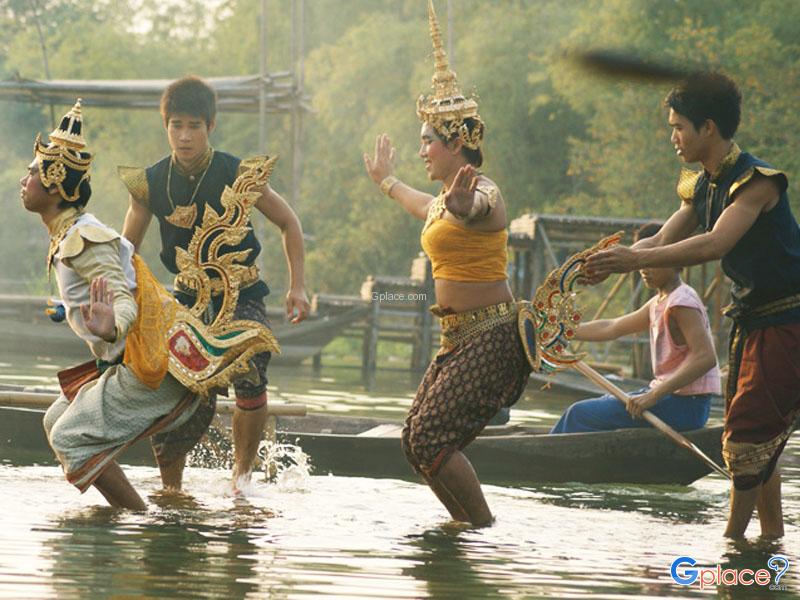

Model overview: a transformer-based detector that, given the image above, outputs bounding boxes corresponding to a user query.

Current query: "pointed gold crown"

[416,0,484,149]
[33,99,93,202]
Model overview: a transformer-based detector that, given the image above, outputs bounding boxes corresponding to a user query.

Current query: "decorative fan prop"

[529,233,730,479]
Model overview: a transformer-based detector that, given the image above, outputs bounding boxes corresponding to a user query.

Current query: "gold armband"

[380,175,400,197]
[465,185,498,222]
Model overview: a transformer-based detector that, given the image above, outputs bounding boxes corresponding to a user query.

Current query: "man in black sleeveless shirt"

[586,72,800,539]
[120,76,310,493]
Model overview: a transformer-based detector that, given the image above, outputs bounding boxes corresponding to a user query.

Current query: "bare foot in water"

[148,489,202,511]
[231,472,253,497]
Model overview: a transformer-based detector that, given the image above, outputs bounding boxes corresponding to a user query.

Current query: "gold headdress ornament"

[416,0,484,149]
[33,99,93,202]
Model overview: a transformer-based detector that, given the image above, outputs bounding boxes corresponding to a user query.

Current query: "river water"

[1,355,798,599]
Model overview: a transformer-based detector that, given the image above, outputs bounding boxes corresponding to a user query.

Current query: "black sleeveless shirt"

[146,151,269,304]
[684,148,800,328]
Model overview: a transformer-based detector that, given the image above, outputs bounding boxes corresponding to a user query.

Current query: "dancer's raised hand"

[444,165,478,218]
[364,133,396,186]
[80,276,117,342]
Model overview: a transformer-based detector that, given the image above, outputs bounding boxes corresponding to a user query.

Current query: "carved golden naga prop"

[164,156,281,395]
[527,233,730,479]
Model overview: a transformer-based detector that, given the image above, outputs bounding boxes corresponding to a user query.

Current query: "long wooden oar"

[0,390,307,417]
[572,361,730,479]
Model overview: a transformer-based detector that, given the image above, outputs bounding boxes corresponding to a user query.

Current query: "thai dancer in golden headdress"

[22,101,278,509]
[364,1,532,526]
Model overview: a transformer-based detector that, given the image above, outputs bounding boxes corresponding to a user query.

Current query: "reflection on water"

[2,465,799,598]
[1,355,798,598]
[0,354,633,427]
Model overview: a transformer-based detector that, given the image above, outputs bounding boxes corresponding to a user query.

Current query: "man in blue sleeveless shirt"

[120,76,310,493]
[586,72,800,539]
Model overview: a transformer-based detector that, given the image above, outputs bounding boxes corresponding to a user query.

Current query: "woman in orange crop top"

[362,1,532,528]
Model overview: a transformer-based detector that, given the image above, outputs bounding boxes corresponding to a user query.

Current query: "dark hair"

[634,221,662,242]
[160,75,217,126]
[434,117,484,167]
[664,72,741,139]
[56,179,91,210]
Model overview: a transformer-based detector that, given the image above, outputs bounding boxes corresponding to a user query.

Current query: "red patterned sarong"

[723,323,800,489]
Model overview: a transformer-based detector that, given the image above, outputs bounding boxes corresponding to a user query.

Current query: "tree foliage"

[1,0,798,296]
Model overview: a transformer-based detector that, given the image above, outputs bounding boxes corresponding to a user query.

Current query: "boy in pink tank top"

[551,223,721,434]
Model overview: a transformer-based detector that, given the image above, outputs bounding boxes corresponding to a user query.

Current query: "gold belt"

[434,301,519,351]
[723,293,800,320]
[174,264,260,296]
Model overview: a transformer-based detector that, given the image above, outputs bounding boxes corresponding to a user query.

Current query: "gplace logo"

[671,555,790,590]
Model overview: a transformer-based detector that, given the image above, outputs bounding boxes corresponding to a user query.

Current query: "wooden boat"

[0,387,724,486]
[0,294,368,366]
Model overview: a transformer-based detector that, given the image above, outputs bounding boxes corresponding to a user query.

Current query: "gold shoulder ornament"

[118,166,150,207]
[676,169,702,203]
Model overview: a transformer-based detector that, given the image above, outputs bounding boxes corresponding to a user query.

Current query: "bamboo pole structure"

[258,0,269,152]
[703,264,724,304]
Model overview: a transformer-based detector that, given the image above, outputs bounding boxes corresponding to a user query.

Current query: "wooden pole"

[0,391,307,416]
[703,264,723,304]
[572,361,730,479]
[573,272,629,352]
[258,0,269,153]
[590,272,629,321]
[536,222,559,269]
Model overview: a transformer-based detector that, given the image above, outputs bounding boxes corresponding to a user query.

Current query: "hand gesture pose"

[444,164,479,219]
[363,133,396,185]
[80,276,117,342]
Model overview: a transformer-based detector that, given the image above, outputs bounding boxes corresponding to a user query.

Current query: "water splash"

[187,418,233,469]
[186,417,312,493]
[258,438,312,492]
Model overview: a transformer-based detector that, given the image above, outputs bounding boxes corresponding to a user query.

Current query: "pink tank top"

[649,282,721,395]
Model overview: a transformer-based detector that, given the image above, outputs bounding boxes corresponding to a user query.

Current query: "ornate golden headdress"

[416,0,484,149]
[33,99,93,202]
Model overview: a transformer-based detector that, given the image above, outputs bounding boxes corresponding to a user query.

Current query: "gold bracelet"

[379,175,400,197]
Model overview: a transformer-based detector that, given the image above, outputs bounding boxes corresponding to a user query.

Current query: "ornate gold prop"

[166,156,281,395]
[528,232,622,372]
[531,234,730,479]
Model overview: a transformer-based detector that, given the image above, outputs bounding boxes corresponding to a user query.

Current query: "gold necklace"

[165,150,214,229]
[47,209,83,277]
[423,189,447,232]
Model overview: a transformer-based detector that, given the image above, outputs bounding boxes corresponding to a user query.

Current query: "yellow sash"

[123,255,176,389]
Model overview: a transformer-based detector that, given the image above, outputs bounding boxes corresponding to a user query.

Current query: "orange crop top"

[420,215,508,282]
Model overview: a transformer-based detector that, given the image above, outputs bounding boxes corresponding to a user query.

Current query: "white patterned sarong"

[43,365,198,492]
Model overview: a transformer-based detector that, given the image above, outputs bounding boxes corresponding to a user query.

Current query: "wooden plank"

[356,424,403,438]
